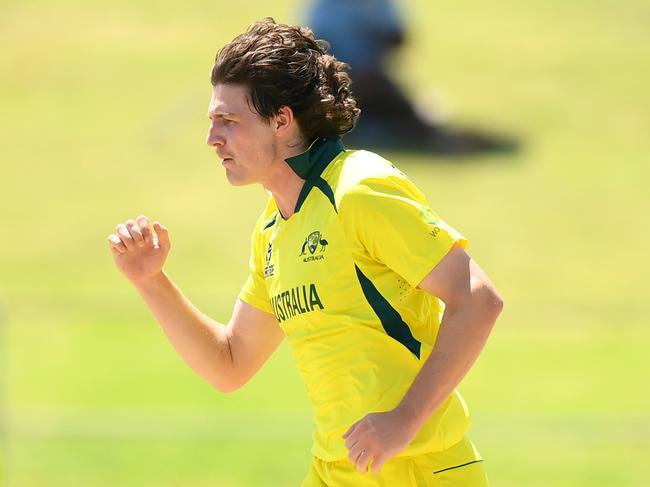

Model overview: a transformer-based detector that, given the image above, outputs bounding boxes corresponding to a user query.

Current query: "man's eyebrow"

[208,109,238,119]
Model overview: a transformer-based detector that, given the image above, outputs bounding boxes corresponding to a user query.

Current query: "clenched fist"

[108,215,171,284]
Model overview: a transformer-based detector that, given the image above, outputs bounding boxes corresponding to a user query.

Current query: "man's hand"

[108,215,171,284]
[342,409,417,474]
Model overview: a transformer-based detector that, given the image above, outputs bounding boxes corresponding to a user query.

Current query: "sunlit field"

[1,0,649,485]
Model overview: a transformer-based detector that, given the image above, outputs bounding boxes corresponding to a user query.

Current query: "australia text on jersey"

[270,283,324,323]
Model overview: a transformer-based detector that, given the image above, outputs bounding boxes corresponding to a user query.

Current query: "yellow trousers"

[301,437,488,487]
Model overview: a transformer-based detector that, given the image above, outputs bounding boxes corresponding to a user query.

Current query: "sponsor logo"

[299,231,328,262]
[270,283,324,323]
[420,207,442,238]
[420,207,439,226]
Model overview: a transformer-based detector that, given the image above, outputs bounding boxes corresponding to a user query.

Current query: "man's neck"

[264,168,305,219]
[262,138,310,220]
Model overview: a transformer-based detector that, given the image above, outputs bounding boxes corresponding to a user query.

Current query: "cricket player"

[107,18,503,486]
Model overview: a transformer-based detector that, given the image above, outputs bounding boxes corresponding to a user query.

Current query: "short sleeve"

[340,177,469,288]
[237,227,274,315]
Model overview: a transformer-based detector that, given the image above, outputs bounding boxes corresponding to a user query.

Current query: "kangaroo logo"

[300,231,328,257]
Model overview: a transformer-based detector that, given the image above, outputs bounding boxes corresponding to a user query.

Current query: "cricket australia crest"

[299,231,328,262]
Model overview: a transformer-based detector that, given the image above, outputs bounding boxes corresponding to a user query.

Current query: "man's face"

[206,83,277,186]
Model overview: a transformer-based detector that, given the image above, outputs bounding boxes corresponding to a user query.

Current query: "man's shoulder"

[327,149,425,209]
[332,148,396,178]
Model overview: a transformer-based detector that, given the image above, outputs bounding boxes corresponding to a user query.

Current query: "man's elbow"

[487,286,504,312]
[477,284,504,324]
[210,374,247,394]
[208,332,244,393]
[213,382,242,394]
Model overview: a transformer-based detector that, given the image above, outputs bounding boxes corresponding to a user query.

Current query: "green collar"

[285,137,345,180]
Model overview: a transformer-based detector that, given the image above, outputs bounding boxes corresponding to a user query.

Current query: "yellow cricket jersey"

[238,138,472,462]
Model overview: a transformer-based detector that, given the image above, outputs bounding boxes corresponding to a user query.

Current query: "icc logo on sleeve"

[264,242,275,278]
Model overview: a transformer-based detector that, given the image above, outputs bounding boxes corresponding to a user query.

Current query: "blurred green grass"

[1,0,649,485]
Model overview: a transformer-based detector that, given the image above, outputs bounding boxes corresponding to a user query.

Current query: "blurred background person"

[305,0,519,155]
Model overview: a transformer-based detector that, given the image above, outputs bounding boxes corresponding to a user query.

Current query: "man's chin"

[224,170,254,187]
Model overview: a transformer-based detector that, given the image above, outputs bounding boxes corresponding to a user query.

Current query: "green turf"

[1,0,649,485]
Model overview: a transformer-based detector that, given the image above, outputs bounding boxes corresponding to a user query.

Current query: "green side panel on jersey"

[354,265,422,359]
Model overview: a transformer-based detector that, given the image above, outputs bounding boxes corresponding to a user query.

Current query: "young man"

[108,18,503,486]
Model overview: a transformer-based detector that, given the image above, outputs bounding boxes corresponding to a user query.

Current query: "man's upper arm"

[417,243,504,310]
[223,299,285,391]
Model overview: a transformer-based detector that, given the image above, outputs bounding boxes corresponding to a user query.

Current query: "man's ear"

[275,106,295,133]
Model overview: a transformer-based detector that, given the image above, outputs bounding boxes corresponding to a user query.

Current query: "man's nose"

[206,123,225,147]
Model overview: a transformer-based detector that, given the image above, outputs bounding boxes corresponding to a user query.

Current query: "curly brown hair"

[211,18,360,143]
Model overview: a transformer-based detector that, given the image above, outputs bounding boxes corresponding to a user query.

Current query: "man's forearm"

[396,295,502,436]
[132,270,234,390]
